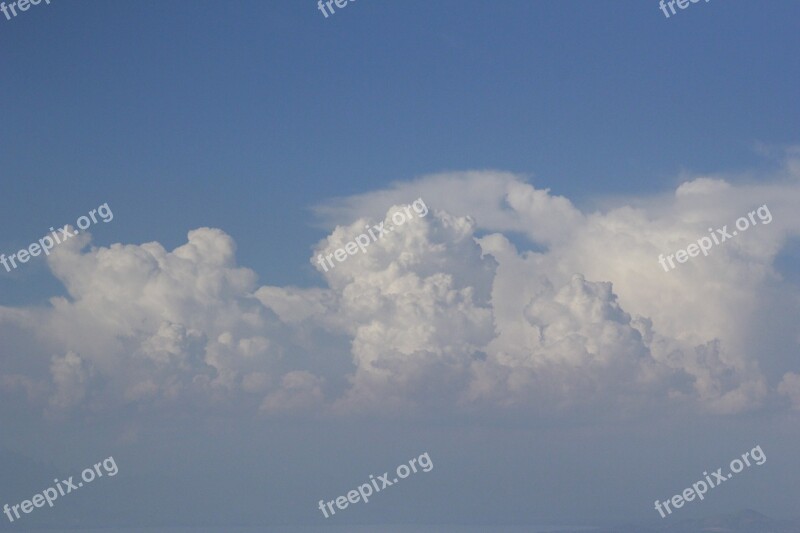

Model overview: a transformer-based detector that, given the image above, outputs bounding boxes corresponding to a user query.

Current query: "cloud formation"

[3,151,800,419]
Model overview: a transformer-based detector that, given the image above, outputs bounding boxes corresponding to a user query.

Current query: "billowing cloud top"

[4,152,800,420]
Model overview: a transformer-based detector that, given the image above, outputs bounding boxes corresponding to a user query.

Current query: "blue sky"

[2,0,798,295]
[2,1,800,529]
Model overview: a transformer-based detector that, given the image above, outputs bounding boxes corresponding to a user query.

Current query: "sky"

[1,0,799,530]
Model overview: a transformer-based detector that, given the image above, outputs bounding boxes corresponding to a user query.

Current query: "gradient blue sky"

[2,0,798,298]
[2,1,800,529]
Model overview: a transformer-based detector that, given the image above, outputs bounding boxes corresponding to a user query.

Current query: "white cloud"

[3,151,800,419]
[1,227,317,415]
[675,177,731,197]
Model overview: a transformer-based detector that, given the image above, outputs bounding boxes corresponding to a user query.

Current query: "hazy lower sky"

[1,1,799,530]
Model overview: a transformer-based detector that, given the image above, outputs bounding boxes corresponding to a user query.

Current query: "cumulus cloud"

[1,227,322,416]
[3,150,800,419]
[311,171,584,245]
